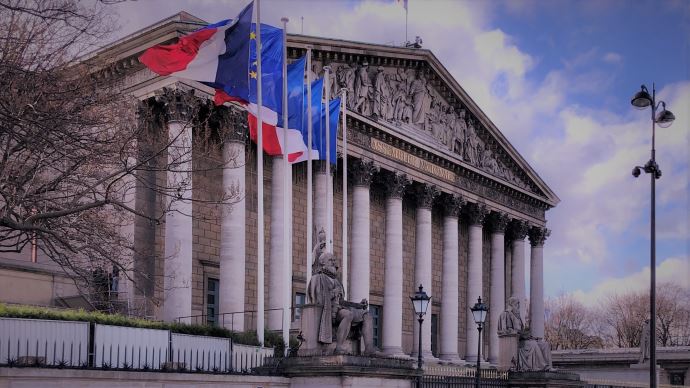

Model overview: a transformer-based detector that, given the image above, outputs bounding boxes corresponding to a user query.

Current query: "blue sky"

[112,0,689,305]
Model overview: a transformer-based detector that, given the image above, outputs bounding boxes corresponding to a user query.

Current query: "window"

[431,313,439,358]
[206,278,219,326]
[293,292,306,321]
[370,305,382,348]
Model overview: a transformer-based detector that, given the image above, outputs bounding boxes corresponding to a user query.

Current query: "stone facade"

[1,12,559,364]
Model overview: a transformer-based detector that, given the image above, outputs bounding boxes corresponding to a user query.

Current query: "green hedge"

[0,304,289,348]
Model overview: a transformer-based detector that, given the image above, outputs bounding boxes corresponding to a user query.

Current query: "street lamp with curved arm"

[630,83,675,388]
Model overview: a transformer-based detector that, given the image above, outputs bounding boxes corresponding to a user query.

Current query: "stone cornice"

[343,115,550,221]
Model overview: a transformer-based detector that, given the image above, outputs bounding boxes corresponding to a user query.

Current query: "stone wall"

[0,368,290,388]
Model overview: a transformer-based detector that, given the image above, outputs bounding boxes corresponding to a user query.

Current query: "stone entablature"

[343,116,550,222]
[285,42,556,201]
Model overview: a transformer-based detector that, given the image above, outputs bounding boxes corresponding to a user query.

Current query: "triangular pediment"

[88,12,559,209]
[289,35,559,207]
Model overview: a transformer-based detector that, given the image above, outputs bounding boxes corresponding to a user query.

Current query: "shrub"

[0,304,293,346]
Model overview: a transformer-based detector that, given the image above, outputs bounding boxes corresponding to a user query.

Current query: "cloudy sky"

[110,0,689,306]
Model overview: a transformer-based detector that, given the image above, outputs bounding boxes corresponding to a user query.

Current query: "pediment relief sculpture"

[313,60,531,191]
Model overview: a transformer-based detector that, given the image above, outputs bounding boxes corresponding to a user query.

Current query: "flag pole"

[280,16,291,355]
[254,0,265,346]
[305,46,313,302]
[324,66,333,252]
[341,88,348,299]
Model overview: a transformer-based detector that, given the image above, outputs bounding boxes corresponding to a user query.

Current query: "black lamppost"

[630,83,675,388]
[410,284,431,388]
[470,296,489,388]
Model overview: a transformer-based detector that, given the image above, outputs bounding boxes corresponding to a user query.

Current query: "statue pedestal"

[498,333,519,372]
[508,371,585,388]
[262,354,417,388]
[298,304,360,356]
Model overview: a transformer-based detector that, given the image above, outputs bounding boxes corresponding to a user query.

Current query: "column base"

[410,351,439,364]
[438,354,465,365]
[382,347,410,359]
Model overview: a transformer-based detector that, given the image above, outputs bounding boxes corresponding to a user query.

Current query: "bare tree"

[0,1,240,311]
[545,294,603,350]
[595,284,690,348]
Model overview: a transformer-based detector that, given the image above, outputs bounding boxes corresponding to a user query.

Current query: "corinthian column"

[382,172,410,357]
[529,226,550,339]
[488,211,510,364]
[314,161,329,244]
[349,159,378,303]
[268,155,287,330]
[509,219,530,319]
[160,89,197,323]
[412,184,439,361]
[464,202,488,362]
[439,195,465,363]
[218,108,247,331]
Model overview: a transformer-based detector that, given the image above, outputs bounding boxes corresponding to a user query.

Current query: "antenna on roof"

[301,16,304,34]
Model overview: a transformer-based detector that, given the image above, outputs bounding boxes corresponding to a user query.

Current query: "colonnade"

[144,90,550,361]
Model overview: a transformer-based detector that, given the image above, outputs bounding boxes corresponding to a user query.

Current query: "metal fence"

[0,317,89,367]
[421,375,509,388]
[94,324,169,370]
[0,317,272,373]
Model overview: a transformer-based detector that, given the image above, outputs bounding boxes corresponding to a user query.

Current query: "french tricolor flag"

[139,3,253,101]
[139,3,311,161]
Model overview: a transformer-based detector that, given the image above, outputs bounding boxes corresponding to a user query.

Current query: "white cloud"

[110,1,689,299]
[602,52,622,64]
[571,257,690,306]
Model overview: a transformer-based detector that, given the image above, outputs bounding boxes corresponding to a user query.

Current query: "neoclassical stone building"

[40,12,560,364]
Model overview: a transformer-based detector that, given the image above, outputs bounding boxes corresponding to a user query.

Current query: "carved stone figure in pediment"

[464,119,481,165]
[336,64,356,108]
[392,67,410,95]
[354,62,372,115]
[373,66,392,121]
[410,71,429,125]
[480,147,501,175]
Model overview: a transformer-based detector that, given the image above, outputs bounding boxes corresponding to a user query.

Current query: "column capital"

[529,226,550,247]
[349,159,379,187]
[382,172,411,199]
[156,87,199,123]
[488,211,511,234]
[415,183,439,210]
[508,219,530,241]
[464,202,489,226]
[439,194,465,218]
[215,106,247,143]
[137,97,166,133]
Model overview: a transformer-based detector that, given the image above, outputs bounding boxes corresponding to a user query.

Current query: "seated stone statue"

[498,297,553,372]
[307,251,379,356]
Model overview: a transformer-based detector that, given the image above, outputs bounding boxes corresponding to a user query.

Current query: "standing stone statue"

[498,297,553,372]
[336,64,356,109]
[312,227,327,271]
[373,66,388,120]
[464,119,481,165]
[409,71,428,125]
[354,62,372,115]
[306,251,379,356]
[639,319,650,363]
